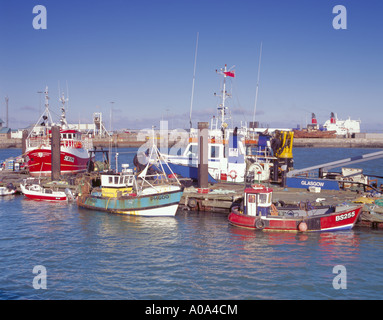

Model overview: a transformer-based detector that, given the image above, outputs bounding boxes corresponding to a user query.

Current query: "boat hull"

[228,205,363,232]
[20,183,67,201]
[78,188,183,217]
[25,146,91,177]
[0,188,16,196]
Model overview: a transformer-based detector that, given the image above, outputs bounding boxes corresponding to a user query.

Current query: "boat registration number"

[335,211,355,222]
[64,155,74,163]
[150,194,170,201]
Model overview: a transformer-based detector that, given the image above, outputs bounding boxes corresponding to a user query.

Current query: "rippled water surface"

[1,148,383,299]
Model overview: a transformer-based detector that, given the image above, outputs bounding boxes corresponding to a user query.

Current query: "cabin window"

[109,177,113,184]
[63,134,67,139]
[187,145,198,157]
[68,134,72,139]
[248,194,256,203]
[114,177,119,184]
[124,176,132,184]
[210,146,220,158]
[258,193,269,204]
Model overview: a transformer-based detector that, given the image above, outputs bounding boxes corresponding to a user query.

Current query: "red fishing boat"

[24,87,93,177]
[228,184,363,232]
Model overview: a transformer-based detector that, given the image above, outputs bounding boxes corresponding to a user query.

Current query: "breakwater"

[1,134,383,149]
[294,137,383,148]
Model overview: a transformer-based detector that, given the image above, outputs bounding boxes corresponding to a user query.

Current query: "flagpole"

[189,32,199,130]
[252,42,263,124]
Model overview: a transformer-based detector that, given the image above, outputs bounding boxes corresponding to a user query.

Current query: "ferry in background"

[294,112,361,138]
[323,112,361,136]
[24,87,94,177]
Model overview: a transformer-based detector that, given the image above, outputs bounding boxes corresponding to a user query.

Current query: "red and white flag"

[223,71,235,78]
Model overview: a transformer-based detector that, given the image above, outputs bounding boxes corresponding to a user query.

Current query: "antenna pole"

[189,32,199,129]
[5,95,9,128]
[252,42,263,124]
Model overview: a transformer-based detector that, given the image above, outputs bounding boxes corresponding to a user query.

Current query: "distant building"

[0,118,11,139]
[0,127,11,139]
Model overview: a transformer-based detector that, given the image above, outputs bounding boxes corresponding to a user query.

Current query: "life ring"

[298,221,308,232]
[255,219,265,230]
[229,170,237,180]
[188,198,197,208]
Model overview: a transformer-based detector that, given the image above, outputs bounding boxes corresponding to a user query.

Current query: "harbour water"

[1,147,383,300]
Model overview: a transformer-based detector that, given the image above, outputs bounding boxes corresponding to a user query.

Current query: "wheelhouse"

[244,185,273,217]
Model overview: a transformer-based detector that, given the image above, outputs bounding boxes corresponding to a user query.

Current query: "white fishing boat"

[159,64,275,183]
[20,178,68,201]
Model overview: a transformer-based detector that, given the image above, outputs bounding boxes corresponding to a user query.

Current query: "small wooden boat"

[78,145,184,217]
[0,183,17,196]
[20,178,68,201]
[228,184,363,232]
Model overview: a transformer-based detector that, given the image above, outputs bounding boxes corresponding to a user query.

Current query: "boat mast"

[252,42,263,124]
[215,64,234,129]
[59,91,69,129]
[44,86,54,126]
[189,32,199,130]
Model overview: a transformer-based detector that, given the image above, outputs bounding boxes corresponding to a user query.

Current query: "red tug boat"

[228,184,363,232]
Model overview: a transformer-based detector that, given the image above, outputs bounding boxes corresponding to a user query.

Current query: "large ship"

[293,113,336,138]
[24,87,94,177]
[322,112,361,136]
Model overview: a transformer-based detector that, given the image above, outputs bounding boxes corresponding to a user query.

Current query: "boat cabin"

[98,164,136,197]
[244,184,273,217]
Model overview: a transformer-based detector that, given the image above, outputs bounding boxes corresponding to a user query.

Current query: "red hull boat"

[24,87,93,177]
[228,184,363,232]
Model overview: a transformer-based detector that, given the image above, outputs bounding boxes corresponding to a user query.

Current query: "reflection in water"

[0,193,381,300]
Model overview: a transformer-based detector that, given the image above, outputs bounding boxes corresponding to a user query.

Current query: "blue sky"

[0,0,382,131]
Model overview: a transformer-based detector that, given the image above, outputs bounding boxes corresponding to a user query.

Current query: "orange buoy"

[298,222,308,232]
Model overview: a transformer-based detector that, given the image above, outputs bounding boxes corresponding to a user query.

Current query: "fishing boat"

[24,87,94,177]
[0,183,17,196]
[228,184,363,232]
[77,144,184,216]
[160,64,277,183]
[20,178,68,201]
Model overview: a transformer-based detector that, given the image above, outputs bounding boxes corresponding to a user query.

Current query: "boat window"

[187,145,198,157]
[63,134,67,139]
[258,193,269,204]
[210,146,220,158]
[124,176,132,184]
[109,177,113,184]
[68,134,72,139]
[248,194,256,203]
[114,177,119,184]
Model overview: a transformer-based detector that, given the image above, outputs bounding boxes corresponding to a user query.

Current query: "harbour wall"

[1,133,383,149]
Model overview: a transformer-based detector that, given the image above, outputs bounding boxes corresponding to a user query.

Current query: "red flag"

[224,71,235,78]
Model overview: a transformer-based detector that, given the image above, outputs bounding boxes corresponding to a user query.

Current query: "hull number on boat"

[64,155,74,163]
[335,211,355,222]
[150,194,170,201]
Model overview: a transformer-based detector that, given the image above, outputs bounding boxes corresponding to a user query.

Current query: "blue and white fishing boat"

[77,144,184,217]
[160,64,274,183]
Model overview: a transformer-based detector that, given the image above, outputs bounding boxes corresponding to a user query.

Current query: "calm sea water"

[1,147,383,300]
